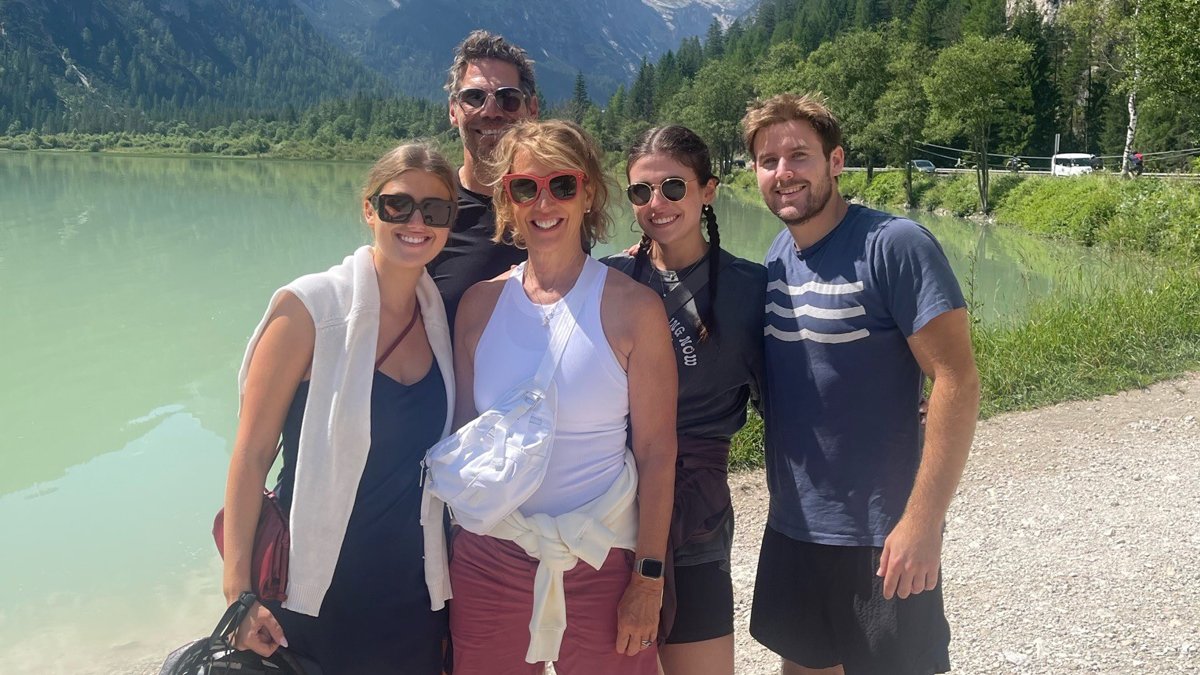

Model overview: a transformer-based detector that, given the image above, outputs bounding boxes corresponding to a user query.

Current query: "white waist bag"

[422,261,601,533]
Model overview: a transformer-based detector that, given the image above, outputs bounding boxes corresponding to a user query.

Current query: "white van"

[1051,153,1097,176]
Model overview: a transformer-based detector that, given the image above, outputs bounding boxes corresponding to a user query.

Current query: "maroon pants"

[449,530,659,675]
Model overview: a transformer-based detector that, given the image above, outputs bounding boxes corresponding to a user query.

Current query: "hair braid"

[631,233,653,282]
[700,204,721,342]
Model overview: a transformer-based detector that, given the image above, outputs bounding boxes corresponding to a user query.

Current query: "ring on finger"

[640,639,653,647]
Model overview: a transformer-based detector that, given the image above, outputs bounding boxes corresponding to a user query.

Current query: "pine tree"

[704,19,726,59]
[628,58,656,121]
[571,70,590,123]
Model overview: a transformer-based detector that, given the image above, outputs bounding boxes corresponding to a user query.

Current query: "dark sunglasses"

[502,171,586,204]
[369,193,455,228]
[456,87,526,113]
[626,177,690,206]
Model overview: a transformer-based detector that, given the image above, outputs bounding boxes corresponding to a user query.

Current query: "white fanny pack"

[422,261,600,533]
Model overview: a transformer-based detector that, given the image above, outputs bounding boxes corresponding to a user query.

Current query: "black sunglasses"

[626,177,689,206]
[369,193,455,228]
[456,87,526,113]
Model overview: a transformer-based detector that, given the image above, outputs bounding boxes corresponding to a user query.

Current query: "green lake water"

[0,151,1131,674]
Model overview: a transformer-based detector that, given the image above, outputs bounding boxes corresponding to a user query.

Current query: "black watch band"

[634,557,665,580]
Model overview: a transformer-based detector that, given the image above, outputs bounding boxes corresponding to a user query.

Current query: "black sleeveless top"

[269,365,448,674]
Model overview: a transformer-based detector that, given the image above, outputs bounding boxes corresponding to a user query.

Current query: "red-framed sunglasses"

[502,171,587,204]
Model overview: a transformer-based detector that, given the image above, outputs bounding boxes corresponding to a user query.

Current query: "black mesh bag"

[158,592,320,675]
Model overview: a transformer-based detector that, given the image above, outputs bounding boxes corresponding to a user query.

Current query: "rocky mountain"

[292,0,758,101]
[0,0,391,131]
[0,0,756,132]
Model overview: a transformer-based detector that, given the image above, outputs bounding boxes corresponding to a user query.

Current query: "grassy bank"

[838,171,1200,261]
[729,266,1200,469]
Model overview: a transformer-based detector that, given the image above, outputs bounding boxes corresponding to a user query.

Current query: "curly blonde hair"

[481,119,610,249]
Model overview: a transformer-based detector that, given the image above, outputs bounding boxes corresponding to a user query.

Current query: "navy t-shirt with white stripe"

[762,204,965,547]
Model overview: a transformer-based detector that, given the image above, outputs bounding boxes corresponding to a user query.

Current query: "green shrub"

[987,172,1025,206]
[923,173,979,216]
[838,171,867,199]
[724,168,759,197]
[993,175,1199,260]
[859,171,909,207]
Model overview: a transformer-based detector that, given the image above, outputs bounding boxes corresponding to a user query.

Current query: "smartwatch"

[634,557,665,580]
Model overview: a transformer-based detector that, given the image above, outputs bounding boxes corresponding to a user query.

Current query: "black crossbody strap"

[661,257,712,319]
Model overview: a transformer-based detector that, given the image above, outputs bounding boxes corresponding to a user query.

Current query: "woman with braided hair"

[602,125,766,675]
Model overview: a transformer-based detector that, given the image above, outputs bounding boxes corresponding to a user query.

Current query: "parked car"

[911,159,936,173]
[1051,153,1097,177]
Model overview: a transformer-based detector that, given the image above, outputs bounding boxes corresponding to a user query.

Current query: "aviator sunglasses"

[369,193,455,227]
[502,171,587,204]
[456,87,526,113]
[626,177,690,206]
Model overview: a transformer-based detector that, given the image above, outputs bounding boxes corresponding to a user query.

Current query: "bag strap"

[660,256,712,319]
[211,591,258,640]
[530,259,602,390]
[479,260,603,468]
[375,302,421,369]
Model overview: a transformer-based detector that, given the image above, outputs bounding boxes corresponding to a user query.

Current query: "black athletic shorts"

[750,525,951,675]
[665,560,735,644]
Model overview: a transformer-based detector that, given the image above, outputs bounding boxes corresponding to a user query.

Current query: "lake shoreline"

[0,133,460,164]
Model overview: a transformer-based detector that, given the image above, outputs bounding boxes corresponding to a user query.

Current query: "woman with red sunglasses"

[603,125,766,675]
[448,119,677,675]
[221,144,458,674]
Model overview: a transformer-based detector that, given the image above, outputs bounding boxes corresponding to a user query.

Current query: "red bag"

[213,491,290,602]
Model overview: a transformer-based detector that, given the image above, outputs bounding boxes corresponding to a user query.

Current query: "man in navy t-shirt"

[744,93,980,675]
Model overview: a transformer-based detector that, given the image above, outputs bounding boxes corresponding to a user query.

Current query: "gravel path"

[729,373,1200,674]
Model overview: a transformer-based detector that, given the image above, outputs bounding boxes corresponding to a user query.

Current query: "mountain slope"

[294,0,757,101]
[0,0,392,132]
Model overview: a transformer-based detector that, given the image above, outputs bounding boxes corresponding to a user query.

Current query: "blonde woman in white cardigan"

[222,144,456,675]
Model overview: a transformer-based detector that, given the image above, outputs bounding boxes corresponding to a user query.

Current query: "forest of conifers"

[2,0,1196,173]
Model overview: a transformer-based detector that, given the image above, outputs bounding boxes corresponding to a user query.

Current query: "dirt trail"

[730,373,1200,674]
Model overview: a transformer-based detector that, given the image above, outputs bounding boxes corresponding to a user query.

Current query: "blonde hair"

[362,143,459,213]
[481,119,610,249]
[742,93,842,160]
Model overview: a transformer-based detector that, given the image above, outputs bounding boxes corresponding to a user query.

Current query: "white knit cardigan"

[238,245,454,616]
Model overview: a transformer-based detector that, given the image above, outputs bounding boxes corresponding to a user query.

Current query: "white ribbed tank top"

[473,256,629,517]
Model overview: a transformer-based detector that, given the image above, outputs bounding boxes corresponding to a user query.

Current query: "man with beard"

[744,93,980,675]
[428,31,539,327]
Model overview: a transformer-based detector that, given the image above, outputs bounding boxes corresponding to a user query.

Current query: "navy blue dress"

[266,365,448,674]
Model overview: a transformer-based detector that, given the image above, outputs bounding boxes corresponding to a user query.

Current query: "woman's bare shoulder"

[600,267,666,328]
[456,274,509,339]
[265,290,315,340]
